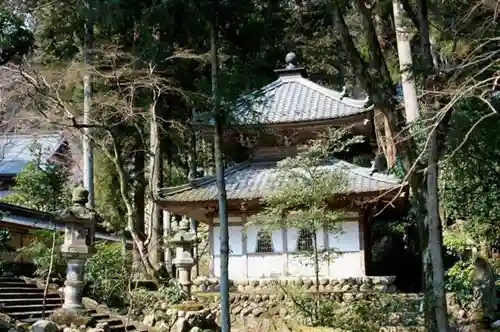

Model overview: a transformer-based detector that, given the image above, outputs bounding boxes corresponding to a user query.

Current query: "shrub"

[445,259,474,303]
[0,228,11,273]
[128,280,185,319]
[17,229,65,278]
[286,285,422,331]
[84,241,129,308]
[20,233,131,309]
[443,227,475,304]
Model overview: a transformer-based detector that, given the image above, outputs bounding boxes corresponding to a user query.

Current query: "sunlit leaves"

[254,127,364,232]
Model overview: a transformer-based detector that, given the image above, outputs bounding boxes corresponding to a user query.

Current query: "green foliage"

[442,226,475,303]
[128,280,185,319]
[440,98,500,247]
[257,128,364,231]
[287,285,421,331]
[17,229,65,278]
[443,226,476,256]
[84,242,128,308]
[0,7,33,64]
[94,152,127,231]
[0,228,10,252]
[445,260,474,303]
[0,227,11,273]
[2,160,70,213]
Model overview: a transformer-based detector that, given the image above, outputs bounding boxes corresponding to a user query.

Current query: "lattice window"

[297,229,314,252]
[256,230,274,253]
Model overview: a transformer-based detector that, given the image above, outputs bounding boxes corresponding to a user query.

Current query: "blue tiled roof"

[0,133,64,175]
[160,159,404,202]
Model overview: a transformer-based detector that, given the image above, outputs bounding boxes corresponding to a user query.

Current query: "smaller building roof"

[159,159,404,203]
[0,202,131,244]
[0,132,65,176]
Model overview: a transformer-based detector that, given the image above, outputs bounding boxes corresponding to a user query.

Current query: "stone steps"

[0,277,148,332]
[1,303,61,311]
[84,311,147,332]
[7,309,57,321]
[0,277,62,322]
[0,298,63,305]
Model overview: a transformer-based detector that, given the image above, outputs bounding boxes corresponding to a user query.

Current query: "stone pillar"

[175,253,194,297]
[57,184,98,311]
[63,258,86,310]
[168,217,197,297]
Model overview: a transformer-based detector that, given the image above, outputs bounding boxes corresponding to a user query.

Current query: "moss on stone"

[171,301,205,312]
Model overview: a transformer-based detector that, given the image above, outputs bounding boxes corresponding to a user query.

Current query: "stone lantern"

[56,184,98,310]
[168,217,197,297]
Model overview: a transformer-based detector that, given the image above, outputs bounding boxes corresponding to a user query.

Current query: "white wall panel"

[213,225,243,255]
[328,221,360,252]
[247,255,284,278]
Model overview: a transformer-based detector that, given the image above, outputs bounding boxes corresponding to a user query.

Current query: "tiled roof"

[0,133,65,175]
[159,159,404,203]
[230,75,372,125]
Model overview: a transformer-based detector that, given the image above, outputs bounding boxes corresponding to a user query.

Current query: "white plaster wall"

[213,225,243,255]
[288,255,317,277]
[210,221,363,279]
[328,221,360,252]
[329,252,364,277]
[213,256,246,279]
[247,255,284,278]
[276,252,363,278]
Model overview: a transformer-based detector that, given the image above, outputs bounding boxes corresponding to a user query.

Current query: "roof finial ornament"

[285,52,297,69]
[340,85,348,99]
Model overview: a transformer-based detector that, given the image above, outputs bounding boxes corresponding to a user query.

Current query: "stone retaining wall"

[193,276,397,294]
[195,291,418,319]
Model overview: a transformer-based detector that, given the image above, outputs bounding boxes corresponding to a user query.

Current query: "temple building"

[157,53,408,280]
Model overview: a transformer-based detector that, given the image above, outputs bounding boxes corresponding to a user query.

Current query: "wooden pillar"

[206,208,216,278]
[163,210,173,276]
[359,208,373,276]
[190,218,199,278]
[241,203,248,279]
[323,224,330,276]
[282,226,288,276]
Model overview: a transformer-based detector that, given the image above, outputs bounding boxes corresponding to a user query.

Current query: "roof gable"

[232,76,372,125]
[0,132,65,176]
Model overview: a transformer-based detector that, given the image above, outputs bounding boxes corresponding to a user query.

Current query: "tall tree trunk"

[210,11,231,332]
[83,0,94,208]
[313,231,320,323]
[103,135,160,284]
[427,125,448,331]
[393,0,419,123]
[330,3,439,329]
[133,144,146,277]
[146,100,163,269]
[416,0,449,329]
[188,108,199,277]
[392,1,439,329]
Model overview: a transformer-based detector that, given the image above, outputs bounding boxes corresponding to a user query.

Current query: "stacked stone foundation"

[192,275,397,294]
